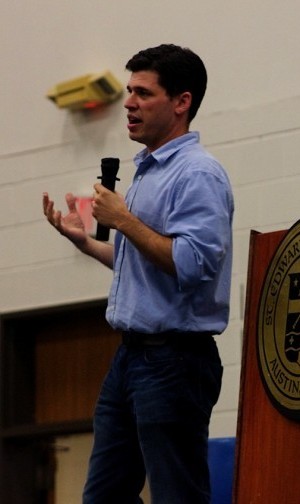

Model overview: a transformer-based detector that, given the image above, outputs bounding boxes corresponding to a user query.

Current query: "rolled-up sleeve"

[168,169,232,290]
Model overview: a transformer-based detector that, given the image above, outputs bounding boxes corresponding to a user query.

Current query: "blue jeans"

[82,335,223,504]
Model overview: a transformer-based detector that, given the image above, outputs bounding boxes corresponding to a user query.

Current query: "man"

[43,44,234,504]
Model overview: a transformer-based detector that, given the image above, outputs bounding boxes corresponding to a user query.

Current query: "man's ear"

[175,91,192,116]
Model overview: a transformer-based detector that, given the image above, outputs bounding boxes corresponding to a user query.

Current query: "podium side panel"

[233,229,300,504]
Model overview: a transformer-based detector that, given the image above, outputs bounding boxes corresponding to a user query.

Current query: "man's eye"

[138,90,150,97]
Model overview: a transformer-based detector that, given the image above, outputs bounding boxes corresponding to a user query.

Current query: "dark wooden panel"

[35,307,121,423]
[0,300,121,503]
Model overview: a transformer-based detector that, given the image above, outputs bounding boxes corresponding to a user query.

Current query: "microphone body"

[96,157,120,241]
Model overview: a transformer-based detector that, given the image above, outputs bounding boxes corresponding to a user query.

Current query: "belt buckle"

[143,335,167,346]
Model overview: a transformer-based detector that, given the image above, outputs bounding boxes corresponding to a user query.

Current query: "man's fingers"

[42,192,50,215]
[65,192,77,212]
[43,195,54,219]
[53,210,62,228]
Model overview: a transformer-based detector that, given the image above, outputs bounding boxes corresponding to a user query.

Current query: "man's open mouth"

[128,115,142,125]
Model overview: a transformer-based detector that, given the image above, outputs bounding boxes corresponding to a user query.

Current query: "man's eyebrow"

[126,85,151,93]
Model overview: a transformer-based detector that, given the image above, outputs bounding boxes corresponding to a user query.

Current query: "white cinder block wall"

[202,96,300,436]
[1,1,300,439]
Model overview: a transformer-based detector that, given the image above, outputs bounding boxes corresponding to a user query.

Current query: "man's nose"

[124,94,137,109]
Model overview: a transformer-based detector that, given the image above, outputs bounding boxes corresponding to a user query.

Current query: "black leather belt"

[122,330,214,349]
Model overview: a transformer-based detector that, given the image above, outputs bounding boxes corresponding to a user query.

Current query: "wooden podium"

[233,228,300,504]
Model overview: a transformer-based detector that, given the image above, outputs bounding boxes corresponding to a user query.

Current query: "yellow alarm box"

[47,71,123,110]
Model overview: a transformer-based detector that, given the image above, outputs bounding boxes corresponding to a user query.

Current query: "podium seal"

[258,220,300,421]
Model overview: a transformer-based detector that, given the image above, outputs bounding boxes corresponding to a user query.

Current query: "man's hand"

[43,192,87,248]
[92,184,128,230]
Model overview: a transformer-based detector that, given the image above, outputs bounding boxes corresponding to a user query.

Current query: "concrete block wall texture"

[1,1,300,438]
[202,96,300,435]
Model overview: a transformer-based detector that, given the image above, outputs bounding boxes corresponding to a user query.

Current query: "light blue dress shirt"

[106,132,234,335]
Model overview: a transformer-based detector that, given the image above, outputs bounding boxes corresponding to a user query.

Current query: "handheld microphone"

[95,157,120,241]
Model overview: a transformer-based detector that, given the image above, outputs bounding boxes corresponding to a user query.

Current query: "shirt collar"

[134,131,200,168]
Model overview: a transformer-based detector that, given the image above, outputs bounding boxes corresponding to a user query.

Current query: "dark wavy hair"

[125,44,207,123]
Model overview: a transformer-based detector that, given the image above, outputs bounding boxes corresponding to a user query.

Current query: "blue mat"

[208,437,236,504]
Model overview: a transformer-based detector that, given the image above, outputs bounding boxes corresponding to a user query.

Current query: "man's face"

[124,70,185,152]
